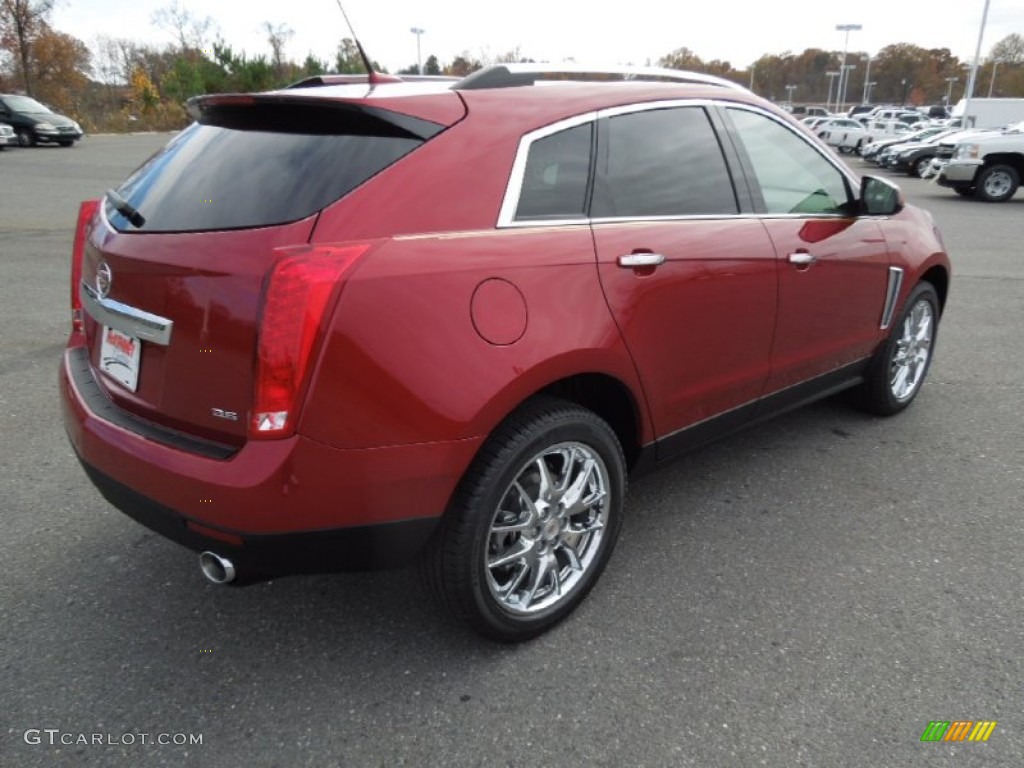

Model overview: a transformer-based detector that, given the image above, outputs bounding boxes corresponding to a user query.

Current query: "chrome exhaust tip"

[199,551,236,584]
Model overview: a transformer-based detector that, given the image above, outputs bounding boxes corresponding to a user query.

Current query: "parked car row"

[858,119,1024,202]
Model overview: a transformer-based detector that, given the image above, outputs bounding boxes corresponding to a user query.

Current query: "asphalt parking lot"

[2,135,1022,767]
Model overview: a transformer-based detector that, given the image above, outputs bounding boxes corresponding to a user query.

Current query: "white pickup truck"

[814,117,870,153]
[937,121,1024,202]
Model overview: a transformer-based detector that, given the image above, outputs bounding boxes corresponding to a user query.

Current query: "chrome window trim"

[719,102,864,196]
[80,281,174,345]
[497,98,866,230]
[879,266,905,330]
[497,99,726,229]
[496,111,599,227]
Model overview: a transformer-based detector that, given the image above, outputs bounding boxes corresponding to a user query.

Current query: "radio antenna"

[333,1,398,85]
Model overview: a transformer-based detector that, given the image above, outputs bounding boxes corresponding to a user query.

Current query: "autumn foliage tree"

[0,0,55,95]
[30,27,91,111]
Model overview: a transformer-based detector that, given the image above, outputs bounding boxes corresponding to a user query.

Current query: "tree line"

[2,0,1023,133]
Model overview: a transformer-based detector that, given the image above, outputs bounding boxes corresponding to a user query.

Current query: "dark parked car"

[60,64,951,640]
[0,94,83,146]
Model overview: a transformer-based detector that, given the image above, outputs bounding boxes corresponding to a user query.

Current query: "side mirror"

[860,175,905,216]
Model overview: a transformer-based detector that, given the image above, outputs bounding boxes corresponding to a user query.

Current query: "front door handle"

[788,252,817,266]
[617,253,666,268]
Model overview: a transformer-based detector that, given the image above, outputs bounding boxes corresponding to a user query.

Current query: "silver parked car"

[0,122,17,149]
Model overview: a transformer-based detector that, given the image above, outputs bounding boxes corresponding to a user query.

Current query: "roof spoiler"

[186,93,445,140]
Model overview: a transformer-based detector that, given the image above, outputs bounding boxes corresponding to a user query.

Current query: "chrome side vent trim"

[80,281,174,345]
[880,267,904,330]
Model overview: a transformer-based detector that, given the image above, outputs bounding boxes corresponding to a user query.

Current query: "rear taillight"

[251,244,371,439]
[71,199,100,333]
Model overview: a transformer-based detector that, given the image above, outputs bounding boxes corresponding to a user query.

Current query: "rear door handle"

[617,253,666,268]
[788,252,817,266]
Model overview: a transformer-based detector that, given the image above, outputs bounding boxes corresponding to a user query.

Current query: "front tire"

[16,128,35,147]
[913,156,933,178]
[975,164,1019,202]
[423,397,626,641]
[852,282,940,416]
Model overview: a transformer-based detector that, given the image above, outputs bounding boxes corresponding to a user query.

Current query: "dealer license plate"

[99,325,141,392]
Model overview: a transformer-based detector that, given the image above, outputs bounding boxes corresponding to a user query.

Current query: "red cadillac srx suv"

[60,64,951,640]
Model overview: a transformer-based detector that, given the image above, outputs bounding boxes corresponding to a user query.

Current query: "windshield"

[2,95,52,113]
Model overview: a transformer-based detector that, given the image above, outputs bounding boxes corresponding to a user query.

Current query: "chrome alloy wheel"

[485,442,610,615]
[890,298,934,401]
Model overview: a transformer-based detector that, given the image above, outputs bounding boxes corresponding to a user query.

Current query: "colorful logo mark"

[921,721,997,742]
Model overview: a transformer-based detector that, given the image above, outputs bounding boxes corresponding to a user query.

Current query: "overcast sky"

[54,0,1024,73]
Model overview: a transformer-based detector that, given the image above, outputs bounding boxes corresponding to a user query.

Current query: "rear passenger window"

[593,107,738,218]
[514,123,593,221]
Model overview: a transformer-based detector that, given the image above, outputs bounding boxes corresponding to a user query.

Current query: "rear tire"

[422,396,626,641]
[851,282,940,416]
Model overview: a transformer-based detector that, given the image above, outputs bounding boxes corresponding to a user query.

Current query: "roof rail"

[454,63,749,93]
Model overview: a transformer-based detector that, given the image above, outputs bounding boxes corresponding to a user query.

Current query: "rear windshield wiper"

[105,189,146,228]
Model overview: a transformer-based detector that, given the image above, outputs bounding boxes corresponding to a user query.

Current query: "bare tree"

[92,35,141,84]
[0,0,56,94]
[151,1,215,51]
[990,34,1024,66]
[264,21,292,71]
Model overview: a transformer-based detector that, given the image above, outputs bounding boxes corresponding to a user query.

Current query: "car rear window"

[106,117,423,233]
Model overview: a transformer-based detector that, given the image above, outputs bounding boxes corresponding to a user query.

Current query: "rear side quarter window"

[514,123,593,221]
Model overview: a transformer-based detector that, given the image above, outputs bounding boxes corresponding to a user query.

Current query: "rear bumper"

[60,343,483,572]
[80,460,438,573]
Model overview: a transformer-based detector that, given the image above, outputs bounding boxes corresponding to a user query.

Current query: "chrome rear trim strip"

[80,281,174,345]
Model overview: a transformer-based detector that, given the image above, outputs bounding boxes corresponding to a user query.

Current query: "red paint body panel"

[299,227,651,450]
[761,217,891,392]
[592,219,778,437]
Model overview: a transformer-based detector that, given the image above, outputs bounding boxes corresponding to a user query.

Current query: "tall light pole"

[865,81,877,103]
[988,59,999,97]
[861,54,873,104]
[945,76,959,106]
[962,0,992,128]
[410,27,425,75]
[785,84,797,105]
[825,70,840,112]
[835,23,862,114]
[839,64,857,111]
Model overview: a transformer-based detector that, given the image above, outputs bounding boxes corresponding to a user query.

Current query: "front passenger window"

[727,108,851,215]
